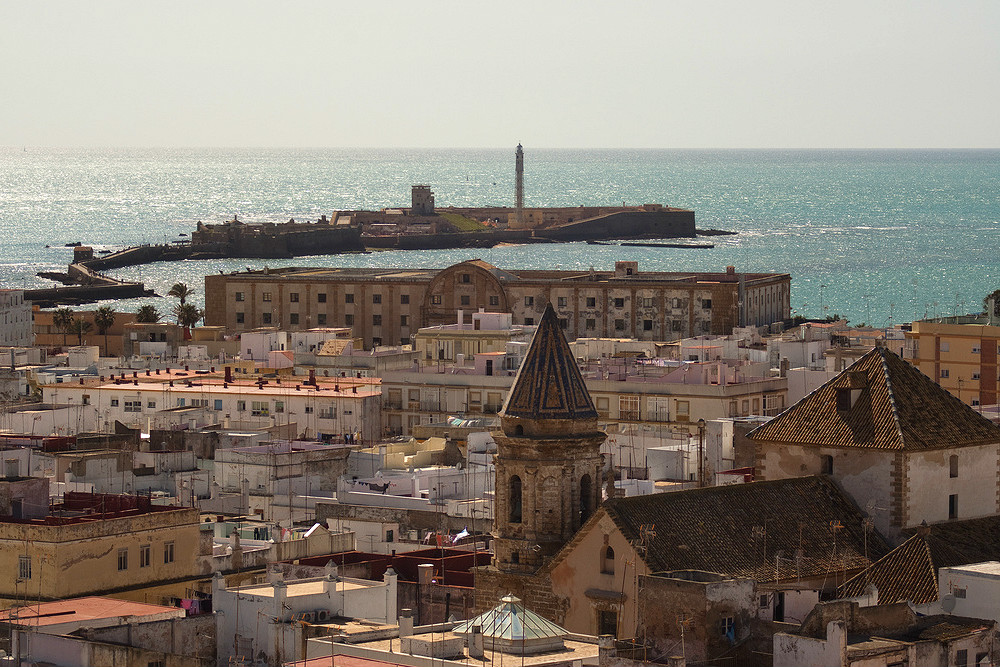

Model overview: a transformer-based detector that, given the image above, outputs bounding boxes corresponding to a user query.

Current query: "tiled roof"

[602,476,888,583]
[840,515,1000,604]
[838,534,938,604]
[499,304,597,422]
[747,347,1000,450]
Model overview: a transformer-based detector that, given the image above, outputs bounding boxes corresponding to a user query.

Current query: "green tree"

[94,306,116,356]
[52,308,75,347]
[168,283,193,306]
[69,319,93,346]
[135,305,161,323]
[173,303,203,337]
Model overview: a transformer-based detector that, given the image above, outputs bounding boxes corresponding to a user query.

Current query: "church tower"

[492,303,605,574]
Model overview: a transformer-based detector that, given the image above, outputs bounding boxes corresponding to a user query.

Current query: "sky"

[2,1,999,148]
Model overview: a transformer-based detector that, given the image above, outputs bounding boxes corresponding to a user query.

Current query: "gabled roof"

[839,515,1000,604]
[600,476,888,583]
[748,347,1000,450]
[499,304,597,423]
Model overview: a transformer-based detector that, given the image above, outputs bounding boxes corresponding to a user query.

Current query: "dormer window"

[836,388,852,412]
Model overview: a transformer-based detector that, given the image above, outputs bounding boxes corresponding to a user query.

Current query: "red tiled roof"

[748,348,1000,450]
[0,596,180,627]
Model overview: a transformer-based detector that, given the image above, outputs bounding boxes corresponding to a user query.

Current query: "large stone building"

[204,260,791,348]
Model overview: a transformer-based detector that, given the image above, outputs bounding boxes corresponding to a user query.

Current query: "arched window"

[580,474,593,524]
[509,475,522,523]
[601,546,615,574]
[514,424,524,436]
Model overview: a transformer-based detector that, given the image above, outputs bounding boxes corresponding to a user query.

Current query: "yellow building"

[0,491,200,608]
[904,320,1000,407]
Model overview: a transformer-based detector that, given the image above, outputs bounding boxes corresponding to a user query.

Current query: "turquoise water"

[1,147,998,325]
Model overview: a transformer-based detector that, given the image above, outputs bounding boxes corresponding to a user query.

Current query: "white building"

[214,567,398,666]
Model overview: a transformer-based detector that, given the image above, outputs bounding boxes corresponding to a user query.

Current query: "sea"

[1,147,998,327]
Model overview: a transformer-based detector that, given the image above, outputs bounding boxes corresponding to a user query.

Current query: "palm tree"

[94,306,116,356]
[52,308,75,347]
[168,283,193,306]
[173,303,203,338]
[135,305,161,323]
[70,319,93,346]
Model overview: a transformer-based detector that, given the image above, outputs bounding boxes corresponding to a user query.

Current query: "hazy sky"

[2,1,998,148]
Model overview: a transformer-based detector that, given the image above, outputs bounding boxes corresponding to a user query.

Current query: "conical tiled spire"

[499,303,598,437]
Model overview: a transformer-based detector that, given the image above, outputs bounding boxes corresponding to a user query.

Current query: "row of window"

[238,292,413,305]
[526,296,710,309]
[235,312,411,328]
[118,541,175,570]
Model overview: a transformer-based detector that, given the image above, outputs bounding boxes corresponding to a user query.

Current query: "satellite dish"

[941,594,957,613]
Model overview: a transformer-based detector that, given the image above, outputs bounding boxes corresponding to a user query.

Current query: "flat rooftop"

[231,577,378,598]
[0,596,182,627]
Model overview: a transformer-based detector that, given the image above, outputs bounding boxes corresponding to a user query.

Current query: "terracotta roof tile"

[748,348,1000,450]
[603,476,888,583]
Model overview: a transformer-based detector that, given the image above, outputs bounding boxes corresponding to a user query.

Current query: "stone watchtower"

[492,303,605,574]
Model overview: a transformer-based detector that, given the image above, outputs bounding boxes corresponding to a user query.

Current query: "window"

[489,295,499,306]
[941,369,950,378]
[140,544,150,568]
[234,292,244,302]
[586,297,596,307]
[236,400,246,412]
[345,293,355,303]
[400,294,409,304]
[460,295,470,306]
[372,314,382,326]
[586,318,596,330]
[580,474,593,524]
[214,399,223,411]
[236,312,245,324]
[164,541,174,564]
[177,398,186,407]
[614,319,625,331]
[462,273,471,283]
[620,395,640,420]
[522,317,535,326]
[274,401,284,414]
[289,313,299,325]
[289,292,299,302]
[124,400,141,412]
[304,406,314,414]
[559,318,568,329]
[372,293,382,304]
[614,298,625,308]
[956,649,968,667]
[821,455,834,475]
[598,610,618,638]
[110,399,119,407]
[676,400,690,419]
[524,296,534,307]
[701,320,711,333]
[147,401,156,409]
[317,292,327,303]
[940,341,950,352]
[431,295,442,305]
[972,372,981,380]
[261,312,272,324]
[345,314,354,326]
[972,346,981,354]
[954,586,967,598]
[642,297,654,308]
[720,616,735,639]
[949,494,958,519]
[319,407,337,420]
[601,546,615,574]
[759,594,769,608]
[702,298,712,309]
[836,388,852,411]
[672,320,683,332]
[251,401,269,417]
[643,319,653,331]
[18,556,30,580]
[950,454,958,478]
[262,292,272,302]
[596,396,610,416]
[118,548,128,570]
[509,476,522,523]
[317,313,327,325]
[558,296,567,307]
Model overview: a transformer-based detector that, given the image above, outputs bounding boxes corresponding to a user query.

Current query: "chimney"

[398,608,414,638]
[309,369,316,386]
[469,625,485,659]
[224,366,232,383]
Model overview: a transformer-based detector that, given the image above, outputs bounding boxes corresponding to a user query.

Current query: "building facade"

[0,290,32,348]
[904,319,1000,407]
[204,260,792,348]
